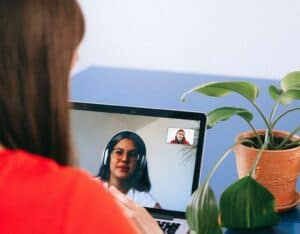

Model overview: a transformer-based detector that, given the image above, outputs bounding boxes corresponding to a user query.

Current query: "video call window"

[166,128,195,146]
[71,109,200,212]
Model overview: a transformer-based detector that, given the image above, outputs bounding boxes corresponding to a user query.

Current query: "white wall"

[75,0,300,79]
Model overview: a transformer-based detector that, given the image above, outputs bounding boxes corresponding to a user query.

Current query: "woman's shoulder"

[0,149,136,233]
[0,148,110,200]
[0,148,103,197]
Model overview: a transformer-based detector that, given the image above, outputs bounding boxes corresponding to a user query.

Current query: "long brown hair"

[0,0,85,165]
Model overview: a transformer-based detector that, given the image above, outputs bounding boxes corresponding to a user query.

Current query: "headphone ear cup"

[139,154,146,170]
[102,148,109,166]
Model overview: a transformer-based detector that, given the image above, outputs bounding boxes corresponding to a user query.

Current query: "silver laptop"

[70,102,206,234]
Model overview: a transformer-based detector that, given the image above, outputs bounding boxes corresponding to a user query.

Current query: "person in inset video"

[97,131,161,208]
[170,129,191,145]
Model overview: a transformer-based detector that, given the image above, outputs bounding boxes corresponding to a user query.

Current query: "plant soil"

[242,135,296,150]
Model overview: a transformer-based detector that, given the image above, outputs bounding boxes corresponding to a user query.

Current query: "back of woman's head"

[0,0,84,165]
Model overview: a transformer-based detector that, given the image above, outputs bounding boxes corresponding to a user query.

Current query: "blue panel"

[71,66,300,233]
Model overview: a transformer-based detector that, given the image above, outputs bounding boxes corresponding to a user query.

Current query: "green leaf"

[207,107,253,129]
[186,184,222,234]
[181,81,259,103]
[269,85,283,102]
[276,71,300,104]
[280,89,300,104]
[281,71,300,91]
[220,176,279,229]
[269,81,300,104]
[269,86,300,104]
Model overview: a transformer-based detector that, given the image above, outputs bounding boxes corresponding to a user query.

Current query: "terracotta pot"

[234,129,300,212]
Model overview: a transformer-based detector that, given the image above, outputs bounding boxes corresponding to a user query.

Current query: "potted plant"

[181,71,300,233]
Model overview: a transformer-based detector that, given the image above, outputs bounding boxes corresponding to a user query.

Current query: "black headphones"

[101,131,147,171]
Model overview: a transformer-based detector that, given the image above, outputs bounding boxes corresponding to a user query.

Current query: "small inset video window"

[166,128,195,146]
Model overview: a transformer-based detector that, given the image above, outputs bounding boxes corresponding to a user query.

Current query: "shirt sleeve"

[140,192,158,208]
[127,189,158,208]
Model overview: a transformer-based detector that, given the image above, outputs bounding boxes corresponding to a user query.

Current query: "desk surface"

[71,66,300,233]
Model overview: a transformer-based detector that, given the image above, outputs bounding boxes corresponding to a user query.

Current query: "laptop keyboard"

[157,220,180,234]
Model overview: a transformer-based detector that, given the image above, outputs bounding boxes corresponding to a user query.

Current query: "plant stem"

[269,102,280,124]
[249,129,269,177]
[268,100,280,147]
[247,121,263,147]
[271,107,300,128]
[282,139,300,149]
[204,139,252,184]
[275,125,300,149]
[249,102,273,144]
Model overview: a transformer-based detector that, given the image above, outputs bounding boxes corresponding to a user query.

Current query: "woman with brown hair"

[170,129,191,145]
[0,0,161,233]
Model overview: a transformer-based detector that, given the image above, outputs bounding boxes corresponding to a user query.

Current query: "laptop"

[70,102,206,234]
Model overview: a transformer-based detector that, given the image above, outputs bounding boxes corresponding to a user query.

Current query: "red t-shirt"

[0,149,136,234]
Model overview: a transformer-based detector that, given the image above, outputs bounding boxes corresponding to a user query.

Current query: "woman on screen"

[170,129,191,145]
[97,131,161,208]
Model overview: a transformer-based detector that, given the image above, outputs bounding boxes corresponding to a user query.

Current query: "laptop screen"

[70,102,206,216]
